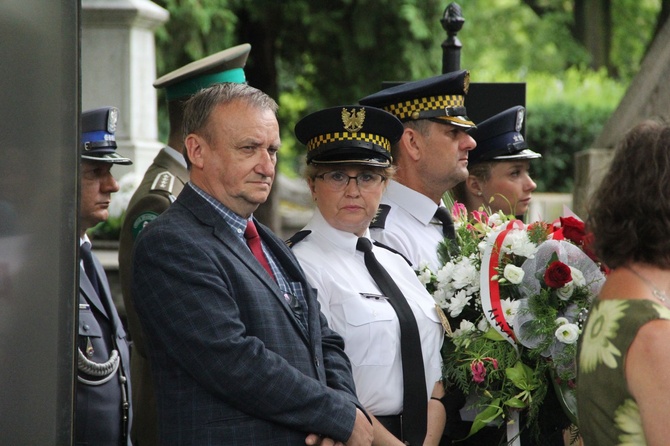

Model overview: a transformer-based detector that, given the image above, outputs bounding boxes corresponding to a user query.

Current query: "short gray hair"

[181,83,278,167]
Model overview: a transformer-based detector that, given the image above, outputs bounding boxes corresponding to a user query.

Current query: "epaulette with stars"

[150,171,176,195]
[285,230,311,248]
[369,204,391,229]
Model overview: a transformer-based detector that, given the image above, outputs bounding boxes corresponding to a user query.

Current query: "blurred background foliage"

[149,0,668,191]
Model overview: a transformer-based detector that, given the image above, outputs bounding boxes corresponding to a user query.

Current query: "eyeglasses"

[315,171,387,191]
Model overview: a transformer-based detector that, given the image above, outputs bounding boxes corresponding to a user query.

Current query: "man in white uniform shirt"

[359,71,477,272]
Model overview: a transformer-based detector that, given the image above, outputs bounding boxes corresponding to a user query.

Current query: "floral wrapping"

[418,206,606,441]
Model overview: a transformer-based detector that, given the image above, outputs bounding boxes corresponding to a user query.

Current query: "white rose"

[555,323,580,344]
[569,267,586,287]
[503,264,525,284]
[556,281,575,300]
[554,317,570,326]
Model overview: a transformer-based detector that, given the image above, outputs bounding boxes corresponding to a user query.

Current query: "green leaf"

[506,361,541,391]
[482,327,506,341]
[551,370,579,425]
[504,397,527,409]
[466,400,503,438]
[505,361,527,385]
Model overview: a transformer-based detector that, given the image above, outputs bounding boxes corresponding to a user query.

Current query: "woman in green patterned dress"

[578,119,670,446]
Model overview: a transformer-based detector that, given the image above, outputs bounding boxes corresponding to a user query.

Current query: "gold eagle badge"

[341,108,365,132]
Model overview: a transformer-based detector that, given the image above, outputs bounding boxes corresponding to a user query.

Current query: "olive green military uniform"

[118,147,188,445]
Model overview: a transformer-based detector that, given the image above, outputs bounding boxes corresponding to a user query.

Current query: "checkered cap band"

[385,94,465,121]
[307,132,391,153]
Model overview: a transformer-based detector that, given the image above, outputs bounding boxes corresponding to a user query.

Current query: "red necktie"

[244,220,275,281]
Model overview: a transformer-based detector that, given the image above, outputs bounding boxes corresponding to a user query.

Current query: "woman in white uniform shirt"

[290,106,447,446]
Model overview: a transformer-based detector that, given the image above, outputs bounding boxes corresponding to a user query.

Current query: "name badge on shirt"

[360,293,388,301]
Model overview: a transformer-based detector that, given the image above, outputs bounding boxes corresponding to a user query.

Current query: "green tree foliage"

[524,68,625,192]
[151,0,664,187]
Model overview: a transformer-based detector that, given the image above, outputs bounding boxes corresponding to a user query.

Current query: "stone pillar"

[573,16,670,218]
[81,0,169,178]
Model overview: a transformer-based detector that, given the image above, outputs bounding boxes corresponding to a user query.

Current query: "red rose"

[560,217,585,245]
[544,261,573,288]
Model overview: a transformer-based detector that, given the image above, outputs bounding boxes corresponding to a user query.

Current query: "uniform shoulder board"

[372,240,412,266]
[285,230,311,248]
[369,204,391,229]
[150,171,176,195]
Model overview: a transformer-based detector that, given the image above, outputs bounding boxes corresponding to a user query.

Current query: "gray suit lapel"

[80,264,109,318]
[80,259,126,336]
[180,185,310,340]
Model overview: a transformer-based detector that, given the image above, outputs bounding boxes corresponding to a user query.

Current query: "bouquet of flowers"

[418,205,606,443]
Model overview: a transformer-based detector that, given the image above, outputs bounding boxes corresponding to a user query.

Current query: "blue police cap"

[468,106,541,165]
[153,43,251,101]
[359,70,475,129]
[295,106,404,168]
[81,107,132,165]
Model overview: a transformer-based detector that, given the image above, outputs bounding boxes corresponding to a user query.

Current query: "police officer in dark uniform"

[78,106,133,446]
[451,106,542,221]
[117,43,250,445]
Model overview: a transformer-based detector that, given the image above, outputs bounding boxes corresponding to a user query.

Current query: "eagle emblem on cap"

[341,108,365,132]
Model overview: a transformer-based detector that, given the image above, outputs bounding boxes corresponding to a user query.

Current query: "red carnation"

[560,217,586,245]
[544,261,573,288]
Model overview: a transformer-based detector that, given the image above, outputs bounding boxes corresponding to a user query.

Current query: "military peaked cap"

[81,107,132,165]
[154,43,251,101]
[359,70,475,128]
[295,106,404,167]
[468,106,541,165]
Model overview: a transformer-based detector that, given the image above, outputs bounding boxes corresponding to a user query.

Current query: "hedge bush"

[526,103,612,193]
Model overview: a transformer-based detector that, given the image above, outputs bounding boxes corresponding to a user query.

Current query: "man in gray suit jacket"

[132,83,373,445]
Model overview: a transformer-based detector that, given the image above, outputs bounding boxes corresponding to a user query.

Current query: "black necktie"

[356,237,427,445]
[80,242,102,297]
[434,206,456,240]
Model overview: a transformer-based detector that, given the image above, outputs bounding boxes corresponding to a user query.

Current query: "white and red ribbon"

[480,220,524,346]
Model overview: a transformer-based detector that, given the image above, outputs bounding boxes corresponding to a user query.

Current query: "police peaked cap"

[468,106,541,165]
[154,43,251,101]
[295,106,404,168]
[358,70,475,129]
[81,107,132,165]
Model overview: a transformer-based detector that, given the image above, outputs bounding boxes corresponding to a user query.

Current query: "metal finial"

[440,3,465,73]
